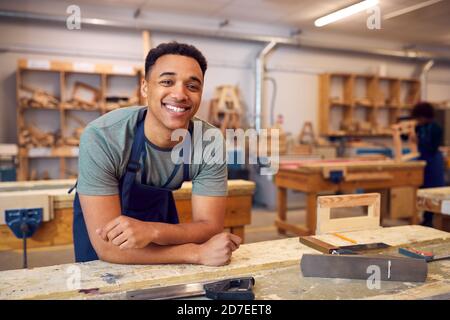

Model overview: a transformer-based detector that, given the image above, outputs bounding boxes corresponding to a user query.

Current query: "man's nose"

[170,83,188,101]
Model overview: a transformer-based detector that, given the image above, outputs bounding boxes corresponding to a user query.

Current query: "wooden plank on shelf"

[26,147,79,158]
[18,59,140,76]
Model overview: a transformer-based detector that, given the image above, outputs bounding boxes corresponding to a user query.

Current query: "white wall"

[1,0,450,144]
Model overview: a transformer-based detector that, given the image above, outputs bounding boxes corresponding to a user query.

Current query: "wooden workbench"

[417,187,450,232]
[275,159,425,236]
[0,225,448,300]
[0,179,255,251]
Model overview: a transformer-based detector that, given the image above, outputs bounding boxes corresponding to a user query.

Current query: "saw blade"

[126,282,206,300]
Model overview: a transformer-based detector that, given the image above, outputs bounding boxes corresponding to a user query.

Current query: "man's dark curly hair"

[145,42,207,78]
[411,102,435,120]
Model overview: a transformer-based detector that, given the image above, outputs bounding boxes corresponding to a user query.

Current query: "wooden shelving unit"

[318,73,420,137]
[16,58,144,181]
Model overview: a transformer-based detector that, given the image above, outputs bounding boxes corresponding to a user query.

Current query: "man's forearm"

[99,242,200,265]
[150,221,222,245]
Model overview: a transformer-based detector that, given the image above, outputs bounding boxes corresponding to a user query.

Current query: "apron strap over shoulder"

[126,108,147,174]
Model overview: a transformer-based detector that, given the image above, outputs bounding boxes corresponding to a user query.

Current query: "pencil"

[333,233,357,244]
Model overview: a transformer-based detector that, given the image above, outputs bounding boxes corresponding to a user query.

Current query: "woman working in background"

[411,102,446,227]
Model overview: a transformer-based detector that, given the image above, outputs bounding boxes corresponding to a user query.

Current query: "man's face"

[142,54,203,130]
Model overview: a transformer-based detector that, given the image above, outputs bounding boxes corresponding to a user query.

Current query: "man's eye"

[187,84,200,91]
[160,80,173,86]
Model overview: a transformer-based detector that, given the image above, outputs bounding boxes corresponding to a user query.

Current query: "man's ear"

[141,78,148,98]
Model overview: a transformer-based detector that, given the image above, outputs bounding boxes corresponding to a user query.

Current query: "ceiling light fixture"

[314,0,379,27]
[383,0,443,20]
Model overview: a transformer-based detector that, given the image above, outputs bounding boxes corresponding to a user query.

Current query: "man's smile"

[162,102,192,114]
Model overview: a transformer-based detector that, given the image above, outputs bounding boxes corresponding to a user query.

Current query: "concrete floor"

[0,205,412,271]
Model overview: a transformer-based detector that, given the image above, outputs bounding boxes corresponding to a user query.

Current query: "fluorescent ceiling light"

[314,0,379,27]
[383,0,443,20]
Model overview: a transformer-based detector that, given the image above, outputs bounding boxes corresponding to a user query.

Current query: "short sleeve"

[192,128,228,196]
[76,126,120,195]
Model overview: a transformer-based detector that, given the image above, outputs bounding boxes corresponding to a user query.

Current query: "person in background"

[411,102,446,227]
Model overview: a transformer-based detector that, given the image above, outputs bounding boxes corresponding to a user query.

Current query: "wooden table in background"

[0,179,255,251]
[274,159,425,236]
[417,187,450,232]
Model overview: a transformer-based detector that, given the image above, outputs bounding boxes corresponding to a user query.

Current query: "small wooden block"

[299,236,338,254]
[391,120,418,161]
[71,81,100,106]
[316,193,381,235]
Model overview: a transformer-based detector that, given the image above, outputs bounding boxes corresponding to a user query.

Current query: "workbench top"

[279,159,426,172]
[418,187,450,201]
[417,187,450,219]
[0,179,256,209]
[1,225,448,300]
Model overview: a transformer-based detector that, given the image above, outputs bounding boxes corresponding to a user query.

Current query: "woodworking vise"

[5,208,43,268]
[322,167,346,184]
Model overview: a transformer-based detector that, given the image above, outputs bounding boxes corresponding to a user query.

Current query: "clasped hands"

[96,215,242,266]
[96,215,153,250]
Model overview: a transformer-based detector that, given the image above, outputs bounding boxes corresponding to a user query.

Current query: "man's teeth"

[165,104,188,113]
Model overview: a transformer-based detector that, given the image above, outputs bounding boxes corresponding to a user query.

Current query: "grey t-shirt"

[77,106,227,196]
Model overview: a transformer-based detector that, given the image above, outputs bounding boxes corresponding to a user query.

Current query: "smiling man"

[72,42,241,265]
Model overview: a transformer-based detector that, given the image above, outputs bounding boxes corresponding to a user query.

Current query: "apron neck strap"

[128,109,193,186]
[126,108,147,173]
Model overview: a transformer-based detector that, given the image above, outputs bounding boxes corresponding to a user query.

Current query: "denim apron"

[71,108,191,262]
[415,123,445,188]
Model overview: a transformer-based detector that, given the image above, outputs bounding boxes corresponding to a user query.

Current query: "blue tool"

[204,277,255,300]
[399,247,450,263]
[398,247,434,262]
[5,208,43,268]
[328,170,344,183]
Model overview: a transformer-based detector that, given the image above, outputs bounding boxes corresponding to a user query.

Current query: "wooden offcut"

[316,193,381,235]
[71,82,100,106]
[299,236,337,254]
[19,85,59,109]
[298,122,316,145]
[208,85,242,133]
[19,125,56,148]
[391,120,419,161]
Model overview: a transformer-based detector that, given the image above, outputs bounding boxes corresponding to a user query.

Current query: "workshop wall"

[1,1,450,143]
